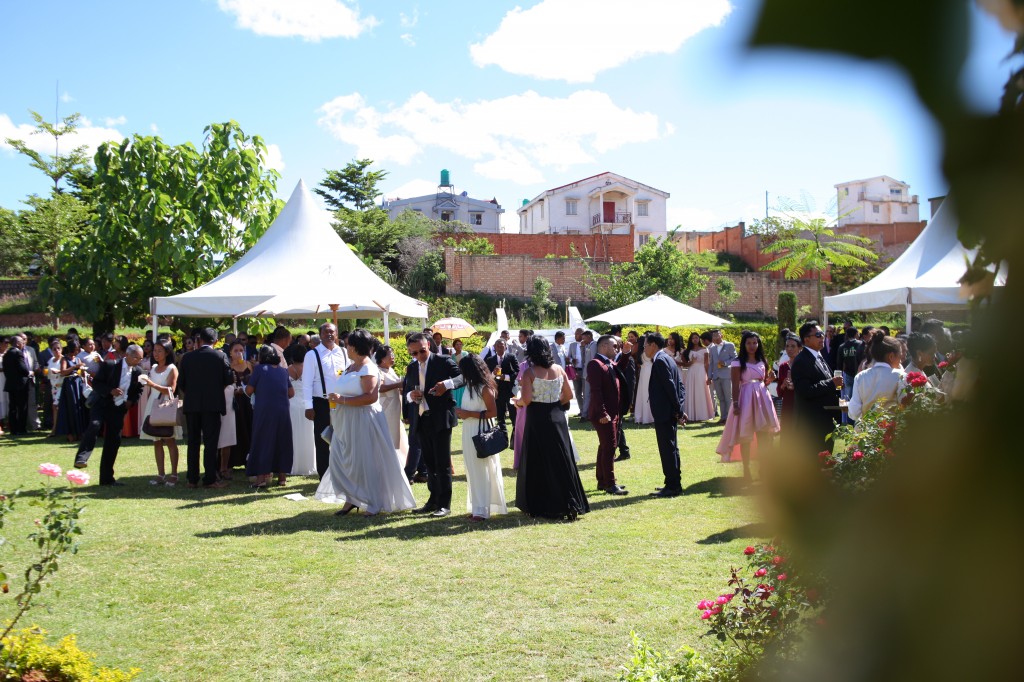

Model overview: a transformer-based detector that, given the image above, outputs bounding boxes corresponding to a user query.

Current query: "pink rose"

[938,361,949,369]
[722,593,734,602]
[710,606,722,615]
[38,463,62,478]
[777,573,788,581]
[66,470,90,486]
[754,568,767,577]
[851,451,864,461]
[701,610,712,620]
[697,599,712,610]
[772,556,785,566]
[743,546,756,555]
[715,595,729,605]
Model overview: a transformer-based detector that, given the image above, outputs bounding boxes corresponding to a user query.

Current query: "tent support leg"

[150,297,158,345]
[822,310,828,330]
[330,304,339,330]
[232,318,238,336]
[383,311,390,341]
[906,298,912,335]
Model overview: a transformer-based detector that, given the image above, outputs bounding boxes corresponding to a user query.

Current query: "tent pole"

[905,294,912,335]
[383,310,390,341]
[232,318,238,336]
[822,310,828,330]
[330,304,339,329]
[150,297,157,344]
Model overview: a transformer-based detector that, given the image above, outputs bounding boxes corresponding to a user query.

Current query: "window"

[470,212,483,226]
[901,206,908,215]
[565,199,577,216]
[637,201,649,217]
[638,233,651,246]
[441,211,453,221]
[890,187,902,196]
[872,205,880,214]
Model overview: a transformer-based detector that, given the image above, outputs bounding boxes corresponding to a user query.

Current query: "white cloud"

[399,9,418,28]
[383,178,439,200]
[0,113,124,159]
[149,123,159,133]
[470,0,732,83]
[104,115,127,126]
[60,91,74,103]
[218,0,378,41]
[316,90,666,184]
[400,33,415,46]
[262,143,285,172]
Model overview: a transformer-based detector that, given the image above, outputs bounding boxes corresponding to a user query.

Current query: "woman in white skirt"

[140,339,182,486]
[456,353,505,521]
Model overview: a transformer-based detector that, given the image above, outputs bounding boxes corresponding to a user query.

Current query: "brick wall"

[693,272,822,317]
[445,249,613,302]
[445,249,824,316]
[448,227,635,262]
[0,279,39,298]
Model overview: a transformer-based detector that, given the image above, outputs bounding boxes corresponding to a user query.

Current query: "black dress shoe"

[412,504,438,514]
[430,507,451,517]
[614,453,631,462]
[73,460,88,469]
[604,485,628,496]
[99,480,125,487]
[652,487,682,498]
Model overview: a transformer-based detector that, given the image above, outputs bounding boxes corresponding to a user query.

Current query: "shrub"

[0,628,140,681]
[777,292,797,334]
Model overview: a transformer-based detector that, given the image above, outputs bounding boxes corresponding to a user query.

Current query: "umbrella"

[431,317,477,340]
[586,292,729,329]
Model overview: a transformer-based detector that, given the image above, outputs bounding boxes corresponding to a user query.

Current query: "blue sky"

[0,1,1015,231]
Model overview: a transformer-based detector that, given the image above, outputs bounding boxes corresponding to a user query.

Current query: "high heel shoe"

[335,503,356,516]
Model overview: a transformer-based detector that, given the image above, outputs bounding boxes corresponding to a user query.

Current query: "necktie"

[418,358,428,415]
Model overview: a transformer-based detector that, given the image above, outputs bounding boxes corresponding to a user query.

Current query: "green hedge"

[777,292,797,335]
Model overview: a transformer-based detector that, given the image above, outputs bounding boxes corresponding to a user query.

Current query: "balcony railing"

[591,211,632,227]
[856,192,919,203]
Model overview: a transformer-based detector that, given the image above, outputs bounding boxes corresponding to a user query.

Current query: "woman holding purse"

[455,353,505,522]
[140,339,181,486]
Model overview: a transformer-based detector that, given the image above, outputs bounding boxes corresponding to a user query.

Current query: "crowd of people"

[0,315,969,518]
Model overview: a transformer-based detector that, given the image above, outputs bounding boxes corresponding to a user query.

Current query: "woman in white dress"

[287,350,317,476]
[45,340,66,435]
[140,340,181,486]
[374,344,409,466]
[633,334,655,424]
[455,353,506,521]
[315,329,416,516]
[217,370,238,480]
[683,332,716,422]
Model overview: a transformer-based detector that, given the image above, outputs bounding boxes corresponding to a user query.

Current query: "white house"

[517,172,670,250]
[835,175,920,226]
[382,169,504,233]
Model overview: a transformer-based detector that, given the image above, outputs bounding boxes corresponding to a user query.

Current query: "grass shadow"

[683,476,756,498]
[695,522,770,545]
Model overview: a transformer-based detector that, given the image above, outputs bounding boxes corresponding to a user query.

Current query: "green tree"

[0,207,33,276]
[746,215,799,247]
[777,291,797,333]
[584,237,709,309]
[531,276,557,324]
[712,276,741,313]
[760,216,877,307]
[405,249,447,297]
[316,159,388,212]
[4,110,91,193]
[47,121,282,334]
[442,235,495,254]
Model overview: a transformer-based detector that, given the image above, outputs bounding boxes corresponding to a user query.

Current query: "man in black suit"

[404,332,462,517]
[177,327,234,488]
[644,333,688,497]
[587,334,632,496]
[484,338,519,433]
[3,333,33,435]
[613,337,635,462]
[791,321,842,455]
[73,344,144,484]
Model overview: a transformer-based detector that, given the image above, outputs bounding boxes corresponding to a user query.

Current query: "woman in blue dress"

[244,346,294,489]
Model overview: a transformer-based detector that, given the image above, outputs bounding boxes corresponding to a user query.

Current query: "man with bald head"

[74,344,145,485]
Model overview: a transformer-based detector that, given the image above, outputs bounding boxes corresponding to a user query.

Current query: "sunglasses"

[812,331,825,338]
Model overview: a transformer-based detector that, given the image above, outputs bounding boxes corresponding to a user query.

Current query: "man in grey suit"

[579,330,597,420]
[567,328,586,411]
[708,329,736,425]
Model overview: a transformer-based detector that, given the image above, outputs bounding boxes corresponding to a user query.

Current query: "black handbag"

[472,414,508,458]
[142,416,174,439]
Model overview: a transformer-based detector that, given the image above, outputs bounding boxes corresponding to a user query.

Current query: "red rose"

[754,568,767,577]
[818,450,830,459]
[772,555,785,566]
[744,546,756,555]
[851,451,864,461]
[777,573,788,581]
[938,361,949,369]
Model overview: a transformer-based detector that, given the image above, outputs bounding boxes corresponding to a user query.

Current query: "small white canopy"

[586,292,729,328]
[152,180,428,326]
[823,197,1006,327]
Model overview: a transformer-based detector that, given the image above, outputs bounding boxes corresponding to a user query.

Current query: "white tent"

[586,292,730,328]
[152,180,428,337]
[823,197,1007,329]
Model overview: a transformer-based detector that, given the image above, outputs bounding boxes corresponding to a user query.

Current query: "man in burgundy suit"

[587,334,633,496]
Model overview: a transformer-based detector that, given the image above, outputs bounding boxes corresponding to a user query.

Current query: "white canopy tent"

[586,292,730,328]
[151,180,428,339]
[822,198,1007,330]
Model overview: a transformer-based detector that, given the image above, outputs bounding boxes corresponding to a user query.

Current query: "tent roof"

[823,198,1007,313]
[153,180,428,319]
[586,292,730,328]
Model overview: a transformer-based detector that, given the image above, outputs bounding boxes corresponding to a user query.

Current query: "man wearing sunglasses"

[404,332,463,517]
[791,321,842,456]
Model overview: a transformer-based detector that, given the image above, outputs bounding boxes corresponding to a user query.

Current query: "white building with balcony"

[835,175,920,226]
[382,169,504,233]
[517,172,670,250]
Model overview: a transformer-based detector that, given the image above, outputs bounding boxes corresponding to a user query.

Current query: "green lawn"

[0,420,764,681]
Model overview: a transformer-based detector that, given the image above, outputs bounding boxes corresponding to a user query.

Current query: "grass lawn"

[0,419,765,681]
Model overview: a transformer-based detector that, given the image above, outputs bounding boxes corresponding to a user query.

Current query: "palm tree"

[760,203,878,308]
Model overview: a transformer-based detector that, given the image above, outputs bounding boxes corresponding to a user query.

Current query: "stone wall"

[693,272,822,317]
[460,227,635,261]
[0,279,39,298]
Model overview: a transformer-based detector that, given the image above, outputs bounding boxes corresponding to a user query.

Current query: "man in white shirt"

[567,327,586,412]
[579,330,597,419]
[303,322,349,479]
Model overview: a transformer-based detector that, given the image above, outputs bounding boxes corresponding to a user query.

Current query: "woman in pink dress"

[716,331,779,481]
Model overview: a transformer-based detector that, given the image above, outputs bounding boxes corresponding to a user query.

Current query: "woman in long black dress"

[227,341,253,469]
[515,336,589,521]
